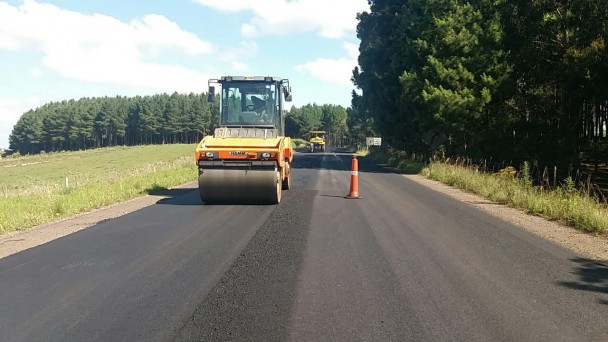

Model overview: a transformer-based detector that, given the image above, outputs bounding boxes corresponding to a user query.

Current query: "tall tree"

[414,0,511,157]
[353,0,431,152]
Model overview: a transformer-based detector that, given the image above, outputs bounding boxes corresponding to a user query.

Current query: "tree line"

[8,93,349,154]
[352,0,608,173]
[9,93,219,154]
[285,104,349,146]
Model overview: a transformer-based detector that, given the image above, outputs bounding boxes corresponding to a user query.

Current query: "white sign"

[366,137,382,146]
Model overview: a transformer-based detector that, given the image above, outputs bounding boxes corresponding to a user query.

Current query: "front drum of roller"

[198,168,281,204]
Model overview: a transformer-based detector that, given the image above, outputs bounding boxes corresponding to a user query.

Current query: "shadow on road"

[292,153,419,175]
[151,152,417,206]
[294,146,356,154]
[144,185,203,206]
[146,184,195,197]
[150,184,282,207]
[558,257,608,304]
[363,161,422,175]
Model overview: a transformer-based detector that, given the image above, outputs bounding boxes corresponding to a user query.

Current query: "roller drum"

[198,168,281,204]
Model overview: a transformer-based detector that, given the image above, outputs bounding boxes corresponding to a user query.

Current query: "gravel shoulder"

[1,176,607,262]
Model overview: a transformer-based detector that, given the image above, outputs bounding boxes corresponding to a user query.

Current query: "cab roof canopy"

[219,76,285,82]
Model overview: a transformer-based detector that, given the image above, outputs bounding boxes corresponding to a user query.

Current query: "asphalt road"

[1,152,607,341]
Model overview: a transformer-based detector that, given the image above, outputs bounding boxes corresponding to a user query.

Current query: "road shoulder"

[404,174,608,262]
[0,182,197,259]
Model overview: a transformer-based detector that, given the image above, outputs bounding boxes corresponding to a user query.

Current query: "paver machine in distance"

[195,76,294,204]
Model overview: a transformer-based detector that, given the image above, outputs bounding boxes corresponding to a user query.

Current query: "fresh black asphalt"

[1,152,607,341]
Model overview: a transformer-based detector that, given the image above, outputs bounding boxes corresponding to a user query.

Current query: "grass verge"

[367,148,608,234]
[0,145,197,235]
[363,148,425,174]
[421,163,608,234]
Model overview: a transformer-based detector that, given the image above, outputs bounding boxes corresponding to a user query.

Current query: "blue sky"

[0,0,368,149]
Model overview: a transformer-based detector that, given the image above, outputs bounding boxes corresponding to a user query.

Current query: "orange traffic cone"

[346,154,361,199]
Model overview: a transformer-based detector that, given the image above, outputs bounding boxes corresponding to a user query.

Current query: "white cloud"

[194,0,369,39]
[0,0,213,92]
[209,41,258,74]
[241,22,258,37]
[343,42,359,59]
[296,57,353,86]
[29,68,44,77]
[192,0,260,12]
[296,42,358,86]
[231,61,249,71]
[0,97,47,149]
[219,40,259,62]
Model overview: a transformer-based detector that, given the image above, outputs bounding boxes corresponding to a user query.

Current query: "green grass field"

[0,144,198,234]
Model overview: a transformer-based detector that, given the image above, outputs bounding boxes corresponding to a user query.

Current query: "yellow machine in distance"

[195,76,294,204]
[308,130,326,152]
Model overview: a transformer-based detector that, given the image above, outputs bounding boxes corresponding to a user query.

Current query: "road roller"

[195,76,294,204]
[307,130,326,152]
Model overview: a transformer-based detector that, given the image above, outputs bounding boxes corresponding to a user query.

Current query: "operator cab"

[208,76,292,135]
[309,131,326,140]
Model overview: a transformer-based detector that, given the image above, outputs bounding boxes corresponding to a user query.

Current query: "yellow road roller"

[195,76,294,204]
[308,130,326,152]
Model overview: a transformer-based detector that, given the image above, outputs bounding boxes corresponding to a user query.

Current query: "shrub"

[493,166,517,180]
